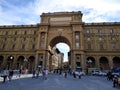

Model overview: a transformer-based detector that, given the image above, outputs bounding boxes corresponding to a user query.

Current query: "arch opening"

[99,57,109,70]
[48,36,71,71]
[86,57,95,68]
[113,57,120,67]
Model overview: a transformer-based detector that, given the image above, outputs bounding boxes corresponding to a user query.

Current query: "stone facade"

[0,11,120,71]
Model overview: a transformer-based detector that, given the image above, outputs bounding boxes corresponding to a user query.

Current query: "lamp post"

[8,56,13,70]
[10,56,13,60]
[88,59,92,68]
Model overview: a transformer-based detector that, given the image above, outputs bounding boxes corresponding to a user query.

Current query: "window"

[39,61,43,66]
[109,29,113,33]
[40,42,44,48]
[111,37,115,41]
[76,56,80,60]
[87,43,91,49]
[2,43,5,49]
[98,29,102,33]
[32,44,35,49]
[40,56,43,59]
[75,42,79,49]
[24,31,27,35]
[34,31,36,34]
[75,32,80,40]
[99,37,102,41]
[87,37,90,41]
[76,62,81,67]
[12,44,15,49]
[75,34,79,40]
[22,44,25,49]
[15,31,17,35]
[100,43,104,49]
[6,31,8,35]
[86,29,90,33]
[112,44,115,49]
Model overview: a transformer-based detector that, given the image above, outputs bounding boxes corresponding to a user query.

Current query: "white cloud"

[56,43,70,62]
[56,43,70,53]
[0,0,39,25]
[0,0,120,25]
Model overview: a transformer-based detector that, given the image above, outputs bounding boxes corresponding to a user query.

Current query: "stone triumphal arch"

[0,11,120,72]
[36,11,85,71]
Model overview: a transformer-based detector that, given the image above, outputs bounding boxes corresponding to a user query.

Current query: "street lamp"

[8,56,14,70]
[88,59,92,68]
[10,56,13,60]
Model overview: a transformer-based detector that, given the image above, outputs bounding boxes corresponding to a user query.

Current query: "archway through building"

[17,56,24,69]
[99,57,109,70]
[28,56,35,70]
[56,43,70,62]
[48,36,71,71]
[7,55,14,70]
[86,57,95,68]
[113,57,120,67]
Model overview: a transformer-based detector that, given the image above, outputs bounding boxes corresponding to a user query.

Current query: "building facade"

[0,11,120,71]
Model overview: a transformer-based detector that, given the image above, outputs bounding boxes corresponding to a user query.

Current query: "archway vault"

[49,36,71,48]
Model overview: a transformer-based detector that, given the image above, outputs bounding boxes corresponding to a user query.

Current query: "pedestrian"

[113,75,118,87]
[35,68,39,78]
[64,71,67,78]
[19,68,22,77]
[73,71,76,78]
[107,71,112,80]
[45,69,48,80]
[2,69,9,83]
[42,69,45,80]
[32,69,36,78]
[78,73,81,79]
[8,69,14,81]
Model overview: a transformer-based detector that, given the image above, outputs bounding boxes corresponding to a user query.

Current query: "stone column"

[108,56,113,69]
[70,51,75,70]
[12,55,17,69]
[2,55,8,69]
[95,56,100,69]
[81,54,85,70]
[35,53,39,69]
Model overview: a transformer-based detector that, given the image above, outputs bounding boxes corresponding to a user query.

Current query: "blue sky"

[56,43,70,62]
[0,0,120,25]
[0,0,120,61]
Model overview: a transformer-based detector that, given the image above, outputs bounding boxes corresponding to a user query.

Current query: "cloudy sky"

[0,0,120,61]
[0,0,120,25]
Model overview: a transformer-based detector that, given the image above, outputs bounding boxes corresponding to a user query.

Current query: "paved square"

[0,74,119,90]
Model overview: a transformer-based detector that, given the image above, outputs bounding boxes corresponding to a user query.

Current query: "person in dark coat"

[32,70,36,78]
[73,71,76,78]
[64,71,67,78]
[113,75,118,87]
[2,69,9,83]
[8,70,14,81]
[19,69,22,77]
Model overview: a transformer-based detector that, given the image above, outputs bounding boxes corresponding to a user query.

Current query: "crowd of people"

[0,68,14,83]
[32,68,48,80]
[107,71,120,88]
[53,69,82,79]
[1,67,120,89]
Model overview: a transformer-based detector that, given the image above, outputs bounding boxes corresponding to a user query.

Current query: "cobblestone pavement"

[0,74,119,90]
